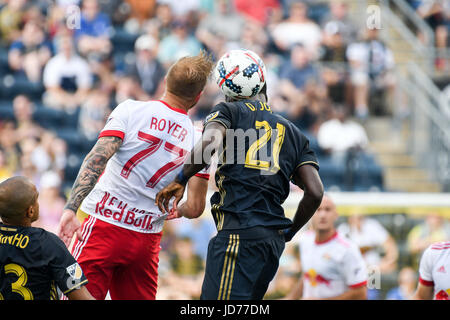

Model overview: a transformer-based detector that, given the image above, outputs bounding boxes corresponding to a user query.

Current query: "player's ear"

[25,205,34,219]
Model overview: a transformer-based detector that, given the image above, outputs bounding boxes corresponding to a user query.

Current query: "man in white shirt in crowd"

[317,104,368,165]
[42,33,92,112]
[285,194,368,300]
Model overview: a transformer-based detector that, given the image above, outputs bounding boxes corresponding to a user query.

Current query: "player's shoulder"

[428,241,450,255]
[422,242,450,263]
[35,228,67,252]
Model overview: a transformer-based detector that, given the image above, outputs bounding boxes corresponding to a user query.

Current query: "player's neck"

[160,92,193,113]
[315,229,337,244]
[1,218,30,228]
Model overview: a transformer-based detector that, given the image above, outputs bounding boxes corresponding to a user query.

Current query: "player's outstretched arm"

[67,286,96,300]
[156,121,225,213]
[168,175,209,220]
[284,164,323,242]
[58,136,123,246]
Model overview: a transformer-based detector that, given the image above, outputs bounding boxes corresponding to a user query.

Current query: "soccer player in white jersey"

[285,195,368,300]
[57,52,215,300]
[414,241,450,300]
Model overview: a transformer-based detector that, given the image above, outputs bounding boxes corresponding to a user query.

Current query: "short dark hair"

[0,176,37,223]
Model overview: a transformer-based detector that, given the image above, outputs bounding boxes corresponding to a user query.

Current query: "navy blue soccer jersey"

[204,100,319,231]
[0,223,88,300]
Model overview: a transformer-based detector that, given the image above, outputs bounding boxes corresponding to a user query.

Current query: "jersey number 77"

[120,131,188,188]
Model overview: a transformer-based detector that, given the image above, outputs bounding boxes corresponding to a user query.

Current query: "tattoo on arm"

[64,136,123,212]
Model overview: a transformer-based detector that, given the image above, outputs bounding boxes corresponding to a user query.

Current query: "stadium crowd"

[0,0,448,299]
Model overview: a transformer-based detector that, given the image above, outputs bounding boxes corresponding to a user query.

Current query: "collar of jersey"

[158,100,188,115]
[315,231,338,245]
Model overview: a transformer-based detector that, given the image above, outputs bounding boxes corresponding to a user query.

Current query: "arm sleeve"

[342,244,368,288]
[418,246,434,286]
[43,233,88,295]
[203,102,235,130]
[292,126,320,175]
[98,100,130,140]
[193,127,210,179]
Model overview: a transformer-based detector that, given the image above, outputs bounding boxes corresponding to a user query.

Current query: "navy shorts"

[200,226,285,300]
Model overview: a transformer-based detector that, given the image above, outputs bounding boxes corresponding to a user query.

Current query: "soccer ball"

[214,49,267,99]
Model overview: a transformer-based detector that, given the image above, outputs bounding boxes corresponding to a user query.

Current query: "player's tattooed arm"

[64,136,123,212]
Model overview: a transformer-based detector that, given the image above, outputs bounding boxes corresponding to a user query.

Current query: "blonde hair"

[166,50,214,100]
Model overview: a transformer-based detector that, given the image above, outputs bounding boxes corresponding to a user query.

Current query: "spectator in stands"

[386,266,417,300]
[148,3,174,41]
[271,1,322,57]
[43,34,92,111]
[0,148,13,182]
[278,43,327,130]
[113,74,149,105]
[18,132,67,177]
[126,34,165,98]
[337,214,399,299]
[0,0,25,45]
[407,213,450,257]
[319,21,349,104]
[8,20,52,83]
[74,0,112,59]
[317,104,369,164]
[13,95,44,141]
[34,170,66,234]
[320,1,358,44]
[416,0,450,70]
[15,153,40,188]
[0,121,20,174]
[78,89,111,142]
[121,0,156,34]
[196,0,245,54]
[346,28,395,119]
[234,0,282,26]
[157,18,202,67]
[158,0,201,18]
[238,21,269,56]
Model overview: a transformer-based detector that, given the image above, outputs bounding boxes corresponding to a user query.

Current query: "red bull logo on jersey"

[95,191,155,231]
[435,289,450,300]
[304,269,331,287]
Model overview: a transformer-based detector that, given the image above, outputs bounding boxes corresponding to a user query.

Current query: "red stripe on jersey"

[158,100,188,115]
[99,130,125,140]
[349,280,367,289]
[194,173,210,180]
[315,231,338,245]
[419,277,434,287]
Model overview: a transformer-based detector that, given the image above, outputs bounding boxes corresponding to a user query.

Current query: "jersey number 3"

[0,263,34,300]
[120,131,188,187]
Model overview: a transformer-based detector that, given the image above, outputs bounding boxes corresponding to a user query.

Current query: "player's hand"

[166,207,181,220]
[155,181,186,214]
[57,209,82,247]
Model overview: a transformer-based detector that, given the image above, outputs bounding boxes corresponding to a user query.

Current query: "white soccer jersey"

[418,241,450,300]
[80,99,209,233]
[298,230,368,299]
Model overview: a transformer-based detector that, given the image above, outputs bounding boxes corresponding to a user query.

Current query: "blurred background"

[0,0,448,300]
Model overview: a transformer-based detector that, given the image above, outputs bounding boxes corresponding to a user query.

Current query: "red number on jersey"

[121,131,188,188]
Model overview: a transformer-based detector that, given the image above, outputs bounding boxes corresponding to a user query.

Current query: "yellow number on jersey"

[0,263,34,300]
[244,121,285,173]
